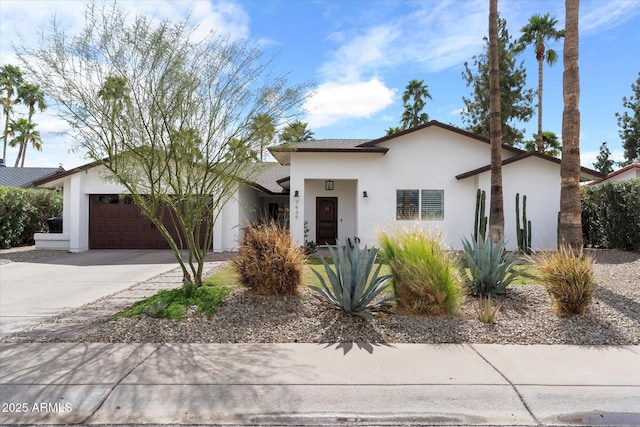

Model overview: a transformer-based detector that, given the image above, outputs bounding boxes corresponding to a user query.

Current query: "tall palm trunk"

[560,0,583,249]
[488,0,504,243]
[537,54,544,152]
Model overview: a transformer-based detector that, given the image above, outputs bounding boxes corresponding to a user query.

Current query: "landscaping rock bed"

[4,247,639,345]
[84,249,640,345]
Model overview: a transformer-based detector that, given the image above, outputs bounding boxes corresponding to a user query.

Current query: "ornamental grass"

[533,245,595,317]
[378,230,464,315]
[233,221,305,296]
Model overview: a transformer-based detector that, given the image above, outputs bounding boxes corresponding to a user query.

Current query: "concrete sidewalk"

[1,343,639,426]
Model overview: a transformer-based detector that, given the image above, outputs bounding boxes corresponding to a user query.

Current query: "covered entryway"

[89,195,211,249]
[316,197,338,245]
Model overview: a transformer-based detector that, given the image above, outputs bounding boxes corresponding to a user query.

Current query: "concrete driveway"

[0,250,181,338]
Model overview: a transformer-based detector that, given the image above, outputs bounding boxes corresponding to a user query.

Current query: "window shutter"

[421,189,444,220]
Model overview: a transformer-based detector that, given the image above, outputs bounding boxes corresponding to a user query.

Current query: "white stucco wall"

[476,156,561,251]
[288,126,562,251]
[606,164,640,182]
[38,165,246,253]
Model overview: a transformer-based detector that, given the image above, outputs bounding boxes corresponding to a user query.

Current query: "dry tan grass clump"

[233,222,305,296]
[533,246,595,317]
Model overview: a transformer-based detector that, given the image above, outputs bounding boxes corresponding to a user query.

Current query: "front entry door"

[316,197,338,245]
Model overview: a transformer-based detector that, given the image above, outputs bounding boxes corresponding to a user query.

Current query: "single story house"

[592,162,640,184]
[33,121,604,252]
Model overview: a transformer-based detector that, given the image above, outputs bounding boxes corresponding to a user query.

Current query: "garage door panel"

[89,194,211,250]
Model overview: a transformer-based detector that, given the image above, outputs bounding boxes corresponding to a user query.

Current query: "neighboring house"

[592,162,640,184]
[33,121,604,252]
[0,159,63,188]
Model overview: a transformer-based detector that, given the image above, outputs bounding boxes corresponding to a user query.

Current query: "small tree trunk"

[560,0,583,250]
[488,0,504,243]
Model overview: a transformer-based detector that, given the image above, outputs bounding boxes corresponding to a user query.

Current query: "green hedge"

[0,186,63,249]
[582,178,640,251]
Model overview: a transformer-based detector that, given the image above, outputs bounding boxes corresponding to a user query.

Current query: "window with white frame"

[396,189,444,221]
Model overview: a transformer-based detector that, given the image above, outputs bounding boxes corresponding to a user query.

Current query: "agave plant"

[462,235,520,297]
[311,243,395,319]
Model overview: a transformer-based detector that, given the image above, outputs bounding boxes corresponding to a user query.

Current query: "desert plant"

[379,230,464,315]
[311,243,395,319]
[233,221,305,296]
[474,296,503,324]
[533,246,595,316]
[462,235,520,297]
[515,193,532,254]
[474,189,488,240]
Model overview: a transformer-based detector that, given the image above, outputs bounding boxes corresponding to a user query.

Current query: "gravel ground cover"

[84,249,639,345]
[3,247,639,345]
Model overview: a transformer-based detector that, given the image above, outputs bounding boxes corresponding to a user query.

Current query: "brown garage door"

[89,195,211,249]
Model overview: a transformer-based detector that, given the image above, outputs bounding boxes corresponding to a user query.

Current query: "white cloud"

[1,1,250,64]
[303,79,396,128]
[319,1,488,82]
[581,149,625,169]
[580,1,640,35]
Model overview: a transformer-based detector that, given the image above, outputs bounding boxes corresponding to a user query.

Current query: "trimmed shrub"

[533,246,595,317]
[0,186,62,248]
[233,221,305,296]
[582,178,640,251]
[379,230,463,315]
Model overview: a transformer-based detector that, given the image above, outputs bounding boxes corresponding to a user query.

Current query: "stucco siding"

[289,127,560,251]
[476,156,560,251]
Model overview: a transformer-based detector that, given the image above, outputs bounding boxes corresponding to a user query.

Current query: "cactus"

[474,189,487,241]
[516,193,532,254]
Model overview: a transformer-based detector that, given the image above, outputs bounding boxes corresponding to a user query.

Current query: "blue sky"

[1,0,639,169]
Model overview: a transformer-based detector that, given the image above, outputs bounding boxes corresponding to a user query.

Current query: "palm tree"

[249,113,275,161]
[488,0,504,243]
[279,120,314,144]
[400,79,431,129]
[524,131,561,157]
[515,13,564,153]
[8,118,42,167]
[385,126,403,136]
[0,64,24,162]
[16,83,47,166]
[98,75,130,157]
[559,0,582,250]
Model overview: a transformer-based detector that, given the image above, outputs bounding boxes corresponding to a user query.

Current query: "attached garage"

[89,194,170,249]
[89,194,211,250]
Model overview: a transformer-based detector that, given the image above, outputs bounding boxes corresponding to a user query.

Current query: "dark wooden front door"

[316,197,338,245]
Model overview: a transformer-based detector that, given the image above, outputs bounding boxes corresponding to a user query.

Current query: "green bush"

[233,221,305,296]
[0,186,62,248]
[582,179,640,251]
[379,230,463,315]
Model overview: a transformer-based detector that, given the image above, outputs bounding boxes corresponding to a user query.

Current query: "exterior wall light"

[363,191,368,198]
[294,190,299,197]
[325,180,334,191]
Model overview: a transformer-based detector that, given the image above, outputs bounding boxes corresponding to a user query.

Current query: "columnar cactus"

[474,189,487,241]
[516,193,532,254]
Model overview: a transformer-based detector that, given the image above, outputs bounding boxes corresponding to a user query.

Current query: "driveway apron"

[0,250,180,337]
